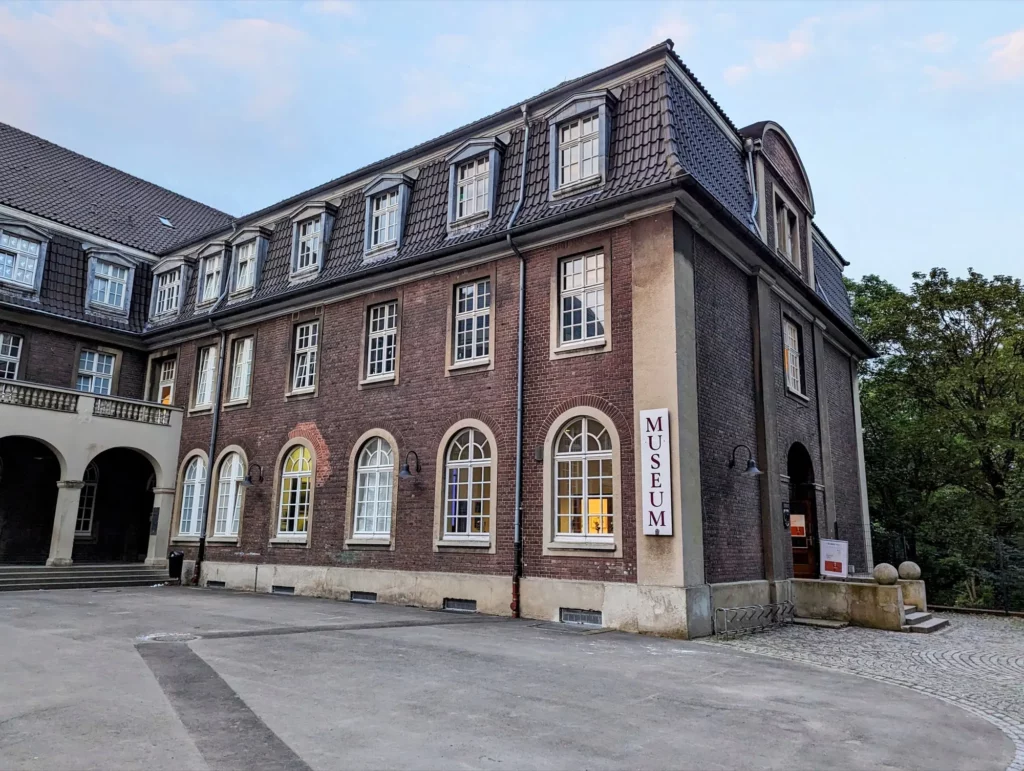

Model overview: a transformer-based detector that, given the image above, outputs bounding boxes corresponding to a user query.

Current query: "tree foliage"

[848,268,1024,609]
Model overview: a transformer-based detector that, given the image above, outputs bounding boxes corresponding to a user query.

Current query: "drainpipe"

[744,138,761,237]
[192,234,235,584]
[507,104,530,617]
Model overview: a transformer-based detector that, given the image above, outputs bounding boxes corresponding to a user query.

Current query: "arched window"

[278,445,312,537]
[75,462,98,537]
[443,428,491,539]
[554,416,613,542]
[214,452,244,537]
[354,438,393,537]
[179,456,206,537]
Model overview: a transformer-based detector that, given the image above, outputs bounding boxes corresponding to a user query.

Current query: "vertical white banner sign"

[640,408,673,536]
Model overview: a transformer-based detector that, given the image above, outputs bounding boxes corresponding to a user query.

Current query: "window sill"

[229,287,254,299]
[270,536,308,546]
[222,399,251,411]
[207,536,240,545]
[87,301,128,315]
[447,357,491,375]
[195,298,218,310]
[785,386,810,404]
[359,374,396,389]
[548,540,617,552]
[0,278,37,293]
[435,538,491,549]
[288,267,320,284]
[552,337,608,359]
[171,536,201,544]
[285,388,317,401]
[448,211,490,231]
[188,405,214,416]
[364,242,398,262]
[346,537,392,548]
[551,176,603,200]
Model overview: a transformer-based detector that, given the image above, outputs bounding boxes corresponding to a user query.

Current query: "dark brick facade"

[693,234,763,583]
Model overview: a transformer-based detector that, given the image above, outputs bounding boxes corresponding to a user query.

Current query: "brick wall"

[693,235,763,583]
[824,341,867,571]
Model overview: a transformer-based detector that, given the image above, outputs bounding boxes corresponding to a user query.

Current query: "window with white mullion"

[91,261,128,309]
[229,337,254,402]
[179,457,207,537]
[783,319,804,394]
[558,114,599,187]
[278,446,312,537]
[194,345,216,407]
[456,157,490,219]
[214,452,244,537]
[454,280,491,363]
[76,350,114,395]
[0,332,22,379]
[775,198,800,268]
[297,218,321,271]
[443,428,492,539]
[156,359,176,405]
[371,191,399,248]
[155,269,181,315]
[75,463,98,537]
[292,321,319,392]
[354,438,394,537]
[554,417,614,542]
[0,232,40,287]
[559,253,605,345]
[366,302,397,379]
[234,241,256,290]
[200,254,223,303]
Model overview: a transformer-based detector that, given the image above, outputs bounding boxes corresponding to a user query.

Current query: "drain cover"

[137,632,199,643]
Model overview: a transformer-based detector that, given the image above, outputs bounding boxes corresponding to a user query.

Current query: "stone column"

[145,488,175,568]
[811,323,837,539]
[46,480,84,567]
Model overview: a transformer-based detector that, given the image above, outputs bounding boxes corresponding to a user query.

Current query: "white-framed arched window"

[214,452,244,537]
[554,416,613,543]
[443,428,491,540]
[354,437,394,537]
[75,462,98,537]
[278,445,313,538]
[179,456,206,537]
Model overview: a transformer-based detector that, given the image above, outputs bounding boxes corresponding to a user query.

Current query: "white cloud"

[986,28,1024,82]
[922,65,968,91]
[722,16,818,84]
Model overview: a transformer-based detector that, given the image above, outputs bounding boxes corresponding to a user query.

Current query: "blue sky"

[1,1,1022,286]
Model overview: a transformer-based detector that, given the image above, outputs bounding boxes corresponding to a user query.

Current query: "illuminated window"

[554,417,613,542]
[278,445,312,537]
[155,359,176,405]
[443,428,491,539]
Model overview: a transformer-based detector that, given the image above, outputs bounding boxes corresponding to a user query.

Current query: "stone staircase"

[0,563,171,592]
[902,604,950,633]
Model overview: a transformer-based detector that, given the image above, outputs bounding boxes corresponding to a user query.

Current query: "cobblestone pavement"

[703,614,1024,771]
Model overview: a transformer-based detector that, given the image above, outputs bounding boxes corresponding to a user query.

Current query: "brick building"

[0,41,873,636]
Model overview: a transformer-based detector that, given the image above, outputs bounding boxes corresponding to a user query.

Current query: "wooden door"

[789,500,817,578]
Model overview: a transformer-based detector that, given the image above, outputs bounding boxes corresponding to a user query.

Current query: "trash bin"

[168,550,185,582]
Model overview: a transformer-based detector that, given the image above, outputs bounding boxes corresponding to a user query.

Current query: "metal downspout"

[507,105,530,617]
[744,138,761,237]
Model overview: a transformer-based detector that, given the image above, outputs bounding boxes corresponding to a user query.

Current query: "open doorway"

[787,442,818,579]
[0,436,61,564]
[72,448,155,563]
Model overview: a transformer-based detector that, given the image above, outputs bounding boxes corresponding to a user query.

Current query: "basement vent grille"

[206,580,226,589]
[350,591,377,603]
[560,608,603,627]
[443,597,477,613]
[271,585,295,595]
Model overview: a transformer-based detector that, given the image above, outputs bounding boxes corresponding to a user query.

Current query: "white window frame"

[199,253,223,304]
[442,428,492,541]
[154,268,181,316]
[553,416,614,544]
[365,301,397,380]
[775,196,800,268]
[179,456,206,537]
[453,280,491,364]
[559,253,605,346]
[783,318,804,395]
[291,321,319,393]
[194,345,216,407]
[89,260,129,310]
[558,114,600,188]
[75,462,98,537]
[228,337,254,403]
[278,445,313,538]
[156,359,176,405]
[0,332,22,379]
[234,241,257,292]
[214,452,244,538]
[76,350,114,395]
[353,438,394,537]
[296,218,321,272]
[456,157,490,220]
[0,232,41,288]
[371,190,399,249]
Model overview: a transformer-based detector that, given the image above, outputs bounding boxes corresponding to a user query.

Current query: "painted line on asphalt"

[178,615,509,642]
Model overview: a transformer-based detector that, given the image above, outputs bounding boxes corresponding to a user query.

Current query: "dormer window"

[154,268,181,316]
[234,241,256,291]
[546,90,616,200]
[457,157,489,220]
[228,226,271,295]
[199,252,223,304]
[774,195,800,269]
[445,138,503,231]
[371,191,399,248]
[0,232,41,288]
[91,261,128,310]
[288,202,336,280]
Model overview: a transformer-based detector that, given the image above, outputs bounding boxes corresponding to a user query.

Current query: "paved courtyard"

[0,587,1018,770]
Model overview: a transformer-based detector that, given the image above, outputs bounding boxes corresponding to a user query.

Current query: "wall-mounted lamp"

[398,451,421,480]
[241,462,264,487]
[728,444,763,477]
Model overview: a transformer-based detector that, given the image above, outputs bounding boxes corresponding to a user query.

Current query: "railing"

[0,382,78,412]
[714,602,794,638]
[92,398,173,426]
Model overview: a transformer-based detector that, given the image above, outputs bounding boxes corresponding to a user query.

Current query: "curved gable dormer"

[741,121,814,215]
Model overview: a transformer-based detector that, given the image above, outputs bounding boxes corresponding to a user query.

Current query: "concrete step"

[793,617,849,630]
[903,604,917,614]
[909,617,950,633]
[0,578,167,592]
[0,573,167,586]
[0,567,167,576]
[904,611,933,625]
